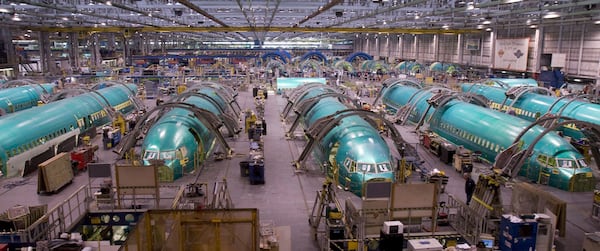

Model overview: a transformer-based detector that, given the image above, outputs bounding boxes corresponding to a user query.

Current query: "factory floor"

[1,84,600,251]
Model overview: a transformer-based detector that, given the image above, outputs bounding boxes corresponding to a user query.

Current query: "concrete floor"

[1,84,600,250]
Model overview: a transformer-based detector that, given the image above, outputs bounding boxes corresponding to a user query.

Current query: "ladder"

[396,105,412,125]
[469,175,503,219]
[210,179,234,209]
[308,180,347,240]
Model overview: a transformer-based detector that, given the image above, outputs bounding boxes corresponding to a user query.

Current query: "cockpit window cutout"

[143,150,158,160]
[377,163,391,172]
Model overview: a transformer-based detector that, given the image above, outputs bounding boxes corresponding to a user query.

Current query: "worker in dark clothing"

[464,173,476,205]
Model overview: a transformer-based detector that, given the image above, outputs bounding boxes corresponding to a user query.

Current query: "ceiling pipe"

[15,0,156,27]
[92,0,189,26]
[294,0,343,27]
[176,0,229,27]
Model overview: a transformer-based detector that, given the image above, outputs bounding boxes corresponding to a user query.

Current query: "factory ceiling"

[1,0,599,42]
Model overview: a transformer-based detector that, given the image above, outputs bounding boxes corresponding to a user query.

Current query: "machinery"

[136,82,241,181]
[461,82,600,142]
[282,83,415,197]
[0,82,55,116]
[379,79,595,192]
[0,83,138,178]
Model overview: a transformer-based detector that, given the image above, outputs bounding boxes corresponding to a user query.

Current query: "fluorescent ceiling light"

[504,0,522,3]
[485,28,492,31]
[0,8,10,13]
[529,25,537,28]
[482,20,492,25]
[543,12,560,19]
[595,20,600,24]
[476,24,485,29]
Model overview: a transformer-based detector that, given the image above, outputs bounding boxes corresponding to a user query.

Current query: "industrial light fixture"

[11,14,21,21]
[0,8,10,13]
[485,27,492,31]
[466,2,475,10]
[529,25,537,28]
[543,12,560,19]
[476,24,485,29]
[482,20,492,25]
[595,20,600,24]
[442,24,450,29]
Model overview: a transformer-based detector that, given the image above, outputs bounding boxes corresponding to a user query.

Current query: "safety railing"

[24,185,91,242]
[20,184,184,243]
[446,194,498,245]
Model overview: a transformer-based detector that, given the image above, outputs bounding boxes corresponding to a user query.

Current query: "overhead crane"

[28,26,482,35]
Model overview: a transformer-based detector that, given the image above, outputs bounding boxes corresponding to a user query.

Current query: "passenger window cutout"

[143,151,158,160]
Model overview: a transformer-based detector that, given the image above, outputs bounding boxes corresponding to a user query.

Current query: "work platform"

[0,83,599,250]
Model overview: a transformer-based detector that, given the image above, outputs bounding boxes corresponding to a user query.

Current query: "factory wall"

[355,24,600,79]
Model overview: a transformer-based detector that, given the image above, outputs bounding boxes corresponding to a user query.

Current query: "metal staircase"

[496,143,527,179]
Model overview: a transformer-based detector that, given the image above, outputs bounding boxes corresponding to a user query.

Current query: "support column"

[385,35,390,61]
[457,34,464,64]
[375,35,379,60]
[0,28,18,77]
[68,32,80,73]
[107,33,116,52]
[577,24,586,76]
[413,35,418,60]
[90,33,102,69]
[433,34,439,62]
[363,35,367,53]
[39,31,58,75]
[398,35,403,59]
[123,34,132,66]
[533,27,545,74]
[160,36,166,55]
[488,31,495,69]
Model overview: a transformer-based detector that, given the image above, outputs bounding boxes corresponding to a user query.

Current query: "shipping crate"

[38,152,74,194]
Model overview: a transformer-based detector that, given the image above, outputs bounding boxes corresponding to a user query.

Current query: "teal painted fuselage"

[0,84,137,178]
[462,83,600,141]
[294,87,394,196]
[382,83,595,191]
[141,85,232,180]
[0,83,55,115]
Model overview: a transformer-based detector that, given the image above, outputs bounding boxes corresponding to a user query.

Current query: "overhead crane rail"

[30,26,481,35]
